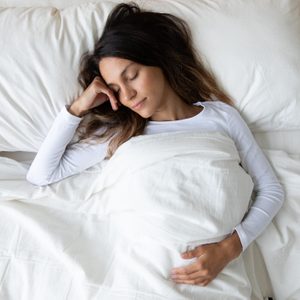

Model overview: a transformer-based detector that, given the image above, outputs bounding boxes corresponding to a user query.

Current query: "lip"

[132,98,146,109]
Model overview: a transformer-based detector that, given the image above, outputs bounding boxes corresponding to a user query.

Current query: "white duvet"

[0,131,256,299]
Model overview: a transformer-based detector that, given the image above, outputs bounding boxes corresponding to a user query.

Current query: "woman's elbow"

[26,171,49,187]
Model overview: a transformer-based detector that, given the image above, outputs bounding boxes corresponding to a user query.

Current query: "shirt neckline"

[147,101,206,124]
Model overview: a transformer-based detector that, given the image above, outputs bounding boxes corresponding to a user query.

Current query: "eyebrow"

[107,62,135,87]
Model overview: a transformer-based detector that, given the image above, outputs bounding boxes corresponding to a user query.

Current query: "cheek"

[137,70,165,97]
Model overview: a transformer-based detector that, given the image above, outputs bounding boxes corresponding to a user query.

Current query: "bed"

[0,0,299,299]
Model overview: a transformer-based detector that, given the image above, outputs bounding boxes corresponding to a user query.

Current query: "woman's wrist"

[220,230,243,261]
[68,102,86,117]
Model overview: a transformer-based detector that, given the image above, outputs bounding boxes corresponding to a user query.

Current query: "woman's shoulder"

[197,100,240,118]
[201,99,235,109]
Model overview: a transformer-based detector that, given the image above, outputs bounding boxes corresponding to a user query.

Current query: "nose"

[121,85,137,103]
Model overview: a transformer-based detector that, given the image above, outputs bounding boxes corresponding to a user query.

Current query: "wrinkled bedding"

[0,131,256,299]
[1,131,300,299]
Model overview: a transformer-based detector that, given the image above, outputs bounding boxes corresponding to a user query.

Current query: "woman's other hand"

[69,76,119,117]
[170,230,243,286]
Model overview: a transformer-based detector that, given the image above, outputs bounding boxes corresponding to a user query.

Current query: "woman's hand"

[69,76,119,117]
[170,230,243,286]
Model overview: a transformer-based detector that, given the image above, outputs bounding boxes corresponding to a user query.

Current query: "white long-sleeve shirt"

[26,100,284,251]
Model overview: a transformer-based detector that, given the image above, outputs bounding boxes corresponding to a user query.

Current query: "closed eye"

[111,72,138,95]
[129,72,138,80]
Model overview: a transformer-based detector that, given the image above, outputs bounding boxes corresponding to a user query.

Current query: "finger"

[93,77,119,110]
[94,76,103,82]
[96,88,118,111]
[198,279,211,286]
[172,269,210,281]
[95,93,110,103]
[173,278,207,285]
[171,253,205,274]
[172,256,206,276]
[181,245,206,259]
[105,89,119,110]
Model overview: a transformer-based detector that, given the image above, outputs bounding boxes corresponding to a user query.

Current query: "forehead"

[99,57,135,76]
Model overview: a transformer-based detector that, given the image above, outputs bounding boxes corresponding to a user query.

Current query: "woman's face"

[99,57,169,119]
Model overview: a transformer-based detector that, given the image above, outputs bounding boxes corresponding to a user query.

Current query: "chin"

[139,110,153,119]
[136,112,148,119]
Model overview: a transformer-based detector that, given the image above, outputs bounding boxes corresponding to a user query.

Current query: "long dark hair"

[75,1,234,159]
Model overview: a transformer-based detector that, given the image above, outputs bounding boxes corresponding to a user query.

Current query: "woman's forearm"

[26,105,83,186]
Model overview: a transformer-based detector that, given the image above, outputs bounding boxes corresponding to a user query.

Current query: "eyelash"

[130,72,138,80]
[114,72,138,95]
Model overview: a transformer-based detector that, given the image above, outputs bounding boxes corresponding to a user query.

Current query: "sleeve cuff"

[233,224,249,252]
[60,104,83,124]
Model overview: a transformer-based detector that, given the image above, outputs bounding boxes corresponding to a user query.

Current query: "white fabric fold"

[0,131,256,299]
[77,131,254,299]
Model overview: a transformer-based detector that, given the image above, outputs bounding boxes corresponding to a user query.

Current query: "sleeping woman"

[26,2,284,298]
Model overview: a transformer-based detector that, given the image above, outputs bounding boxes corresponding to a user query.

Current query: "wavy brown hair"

[74,1,234,159]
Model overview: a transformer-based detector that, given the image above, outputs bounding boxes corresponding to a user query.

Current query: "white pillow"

[0,0,299,151]
[0,2,115,151]
[144,0,300,130]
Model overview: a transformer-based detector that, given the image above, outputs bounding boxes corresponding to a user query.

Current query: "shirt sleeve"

[225,105,285,251]
[26,104,109,186]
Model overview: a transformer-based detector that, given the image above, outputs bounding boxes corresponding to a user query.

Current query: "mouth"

[131,98,146,110]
